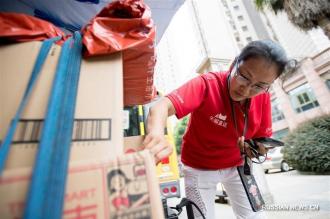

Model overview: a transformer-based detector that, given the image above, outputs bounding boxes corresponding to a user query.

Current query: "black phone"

[253,137,284,148]
[244,137,284,153]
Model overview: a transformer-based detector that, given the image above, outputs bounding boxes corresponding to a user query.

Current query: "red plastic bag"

[82,0,156,106]
[0,13,66,43]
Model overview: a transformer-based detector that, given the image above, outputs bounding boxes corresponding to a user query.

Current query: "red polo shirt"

[167,71,272,170]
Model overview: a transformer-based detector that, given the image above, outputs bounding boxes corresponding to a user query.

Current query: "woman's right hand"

[142,132,173,164]
[238,136,253,158]
[143,97,176,164]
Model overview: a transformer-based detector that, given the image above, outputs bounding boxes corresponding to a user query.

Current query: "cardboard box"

[124,136,145,154]
[0,41,164,218]
[124,135,180,184]
[0,150,164,219]
[0,41,124,169]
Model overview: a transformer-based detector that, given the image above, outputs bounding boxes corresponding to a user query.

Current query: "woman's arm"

[142,97,176,163]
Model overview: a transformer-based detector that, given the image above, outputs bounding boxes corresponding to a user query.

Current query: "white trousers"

[183,165,267,219]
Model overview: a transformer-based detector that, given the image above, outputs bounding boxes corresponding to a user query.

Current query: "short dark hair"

[238,40,288,76]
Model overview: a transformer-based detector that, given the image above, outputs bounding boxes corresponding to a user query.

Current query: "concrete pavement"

[167,170,330,219]
[262,170,330,219]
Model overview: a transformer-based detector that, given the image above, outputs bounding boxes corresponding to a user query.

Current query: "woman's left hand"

[238,136,268,159]
[255,141,268,157]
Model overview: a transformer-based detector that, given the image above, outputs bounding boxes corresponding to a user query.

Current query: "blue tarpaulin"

[0,0,185,43]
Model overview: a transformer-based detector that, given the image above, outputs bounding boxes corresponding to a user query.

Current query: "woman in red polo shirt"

[143,40,289,219]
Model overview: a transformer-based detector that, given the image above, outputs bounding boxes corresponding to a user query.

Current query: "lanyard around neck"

[226,73,249,138]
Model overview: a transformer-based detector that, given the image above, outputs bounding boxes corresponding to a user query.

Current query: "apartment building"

[155,0,330,139]
[271,48,330,139]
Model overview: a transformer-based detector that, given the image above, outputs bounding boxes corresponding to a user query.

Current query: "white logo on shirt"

[210,113,228,128]
[266,127,272,135]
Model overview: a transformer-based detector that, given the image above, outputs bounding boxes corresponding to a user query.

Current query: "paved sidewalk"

[261,170,330,219]
[167,170,330,219]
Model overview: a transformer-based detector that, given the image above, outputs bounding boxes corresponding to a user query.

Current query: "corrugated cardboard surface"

[0,41,163,219]
[124,136,145,154]
[0,41,124,169]
[0,42,51,141]
[0,150,164,219]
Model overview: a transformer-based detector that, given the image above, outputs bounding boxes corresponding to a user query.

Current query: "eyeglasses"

[233,63,270,93]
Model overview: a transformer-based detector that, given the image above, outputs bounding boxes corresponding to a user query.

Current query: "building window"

[271,98,285,122]
[221,0,228,7]
[273,128,289,140]
[233,5,239,10]
[289,83,319,113]
[237,15,244,21]
[246,37,252,42]
[242,26,248,31]
[326,79,330,90]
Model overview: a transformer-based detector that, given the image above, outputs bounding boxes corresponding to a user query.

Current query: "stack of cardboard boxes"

[0,40,164,218]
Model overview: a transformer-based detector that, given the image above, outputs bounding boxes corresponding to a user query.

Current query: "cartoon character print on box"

[107,155,151,219]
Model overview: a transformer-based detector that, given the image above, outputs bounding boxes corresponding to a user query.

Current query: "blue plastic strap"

[45,32,82,219]
[23,32,82,219]
[0,37,61,175]
[23,37,72,219]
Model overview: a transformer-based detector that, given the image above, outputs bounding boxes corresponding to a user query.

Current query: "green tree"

[282,115,330,173]
[173,116,189,154]
[254,0,330,39]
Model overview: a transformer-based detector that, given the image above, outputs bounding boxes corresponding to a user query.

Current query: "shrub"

[173,116,189,154]
[282,114,330,173]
